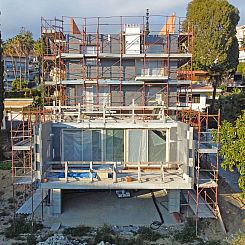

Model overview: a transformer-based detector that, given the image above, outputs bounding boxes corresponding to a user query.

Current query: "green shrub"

[94,224,115,244]
[0,161,11,170]
[11,242,26,245]
[4,216,43,238]
[26,234,36,245]
[114,235,146,245]
[63,225,90,236]
[173,225,197,243]
[8,197,14,203]
[205,240,222,245]
[137,226,161,241]
[231,233,245,245]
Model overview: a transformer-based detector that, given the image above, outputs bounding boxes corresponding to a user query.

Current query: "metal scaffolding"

[178,109,221,234]
[40,14,193,111]
[9,13,202,225]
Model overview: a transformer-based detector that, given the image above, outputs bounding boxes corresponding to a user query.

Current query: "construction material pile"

[36,234,87,245]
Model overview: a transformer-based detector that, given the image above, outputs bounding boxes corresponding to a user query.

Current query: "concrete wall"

[168,189,180,213]
[50,189,62,215]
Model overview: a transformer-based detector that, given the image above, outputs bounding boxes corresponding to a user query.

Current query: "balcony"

[135,68,168,81]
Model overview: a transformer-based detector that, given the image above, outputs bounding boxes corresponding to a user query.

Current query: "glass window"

[148,130,166,162]
[192,94,200,103]
[63,129,101,161]
[106,129,124,161]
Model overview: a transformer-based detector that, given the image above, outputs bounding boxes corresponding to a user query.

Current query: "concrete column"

[52,189,62,215]
[168,189,180,213]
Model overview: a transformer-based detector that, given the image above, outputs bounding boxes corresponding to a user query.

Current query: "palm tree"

[3,38,17,79]
[33,38,43,84]
[3,28,34,90]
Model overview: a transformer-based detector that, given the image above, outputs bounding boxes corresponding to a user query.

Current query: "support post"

[58,100,62,122]
[77,103,81,122]
[65,161,68,183]
[52,100,56,122]
[161,161,164,182]
[90,161,93,182]
[138,161,141,182]
[113,162,117,183]
[103,102,106,123]
[132,99,135,123]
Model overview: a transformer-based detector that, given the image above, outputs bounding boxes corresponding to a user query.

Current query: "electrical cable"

[150,190,164,230]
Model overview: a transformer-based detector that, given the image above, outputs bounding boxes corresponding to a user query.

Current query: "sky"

[0,0,244,40]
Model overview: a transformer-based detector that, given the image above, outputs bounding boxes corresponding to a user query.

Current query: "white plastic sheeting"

[148,130,166,162]
[128,130,147,162]
[63,130,101,161]
[62,129,167,163]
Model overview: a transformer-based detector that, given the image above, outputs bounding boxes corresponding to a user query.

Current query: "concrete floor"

[40,190,176,227]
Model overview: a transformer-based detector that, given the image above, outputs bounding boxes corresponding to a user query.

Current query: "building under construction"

[10,12,220,229]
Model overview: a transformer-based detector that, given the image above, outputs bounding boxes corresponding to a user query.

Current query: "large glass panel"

[113,130,124,161]
[82,130,92,161]
[106,129,113,161]
[106,129,124,161]
[92,130,101,161]
[128,130,147,162]
[148,130,166,162]
[63,130,102,161]
[63,130,82,161]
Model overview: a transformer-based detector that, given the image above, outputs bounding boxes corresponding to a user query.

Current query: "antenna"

[145,8,150,36]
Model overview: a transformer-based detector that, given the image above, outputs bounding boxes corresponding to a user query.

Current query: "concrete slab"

[41,190,176,227]
[40,169,192,190]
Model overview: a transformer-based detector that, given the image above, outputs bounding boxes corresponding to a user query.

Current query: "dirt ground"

[0,168,244,244]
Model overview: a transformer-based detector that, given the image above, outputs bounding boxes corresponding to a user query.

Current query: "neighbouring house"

[3,56,30,90]
[236,25,245,63]
[2,98,33,129]
[3,55,39,91]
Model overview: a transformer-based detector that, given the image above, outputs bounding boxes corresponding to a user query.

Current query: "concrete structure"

[36,14,194,215]
[11,14,220,228]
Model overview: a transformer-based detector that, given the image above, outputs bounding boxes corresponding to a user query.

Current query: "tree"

[0,32,5,160]
[237,62,245,80]
[12,78,28,91]
[219,112,245,196]
[3,28,34,89]
[218,89,245,122]
[33,38,43,84]
[241,38,245,49]
[186,0,240,112]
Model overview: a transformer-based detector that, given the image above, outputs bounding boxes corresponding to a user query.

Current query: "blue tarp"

[47,172,97,179]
